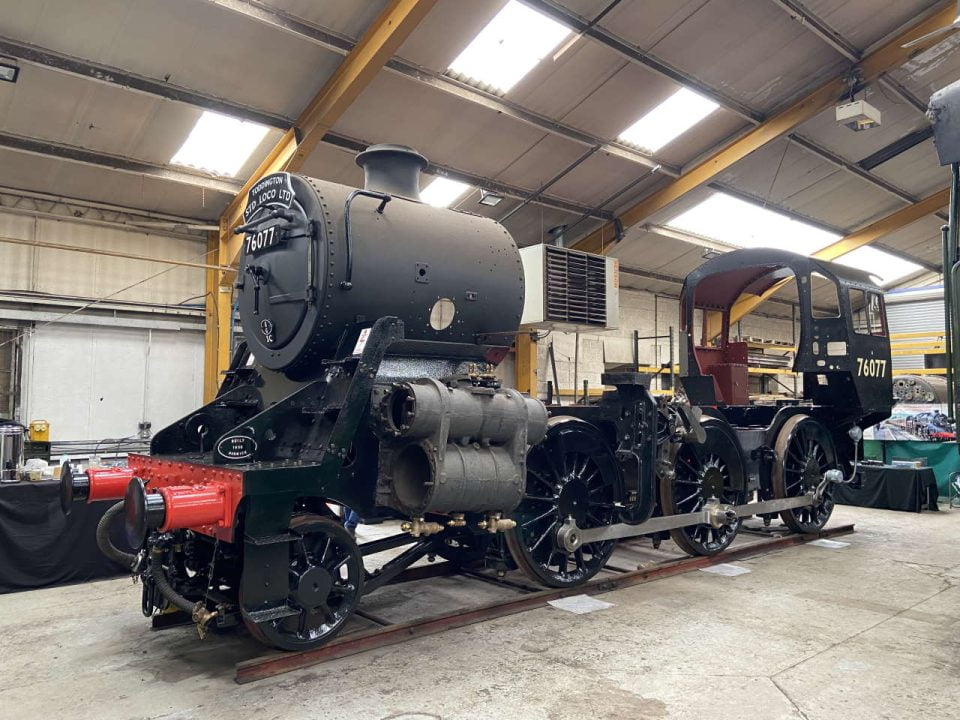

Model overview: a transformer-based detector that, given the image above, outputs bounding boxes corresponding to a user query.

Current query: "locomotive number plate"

[856,357,887,377]
[244,223,284,255]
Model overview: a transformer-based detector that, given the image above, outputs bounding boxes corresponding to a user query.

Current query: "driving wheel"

[505,419,620,588]
[772,415,837,533]
[660,418,746,556]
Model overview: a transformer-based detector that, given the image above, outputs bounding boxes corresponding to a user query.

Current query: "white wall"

[0,210,205,305]
[0,208,207,440]
[533,286,798,397]
[21,324,203,441]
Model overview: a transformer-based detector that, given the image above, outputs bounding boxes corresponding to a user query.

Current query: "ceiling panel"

[645,0,847,113]
[395,0,508,72]
[5,0,342,120]
[599,0,714,51]
[493,134,595,195]
[894,33,960,100]
[332,73,576,182]
[869,138,950,198]
[714,137,904,229]
[258,0,391,38]
[542,151,659,207]
[877,213,945,268]
[0,148,230,220]
[796,0,938,52]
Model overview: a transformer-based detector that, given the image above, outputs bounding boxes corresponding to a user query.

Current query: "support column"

[515,332,538,396]
[216,221,235,390]
[203,232,220,403]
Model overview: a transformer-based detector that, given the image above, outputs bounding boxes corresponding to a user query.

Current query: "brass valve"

[401,518,444,537]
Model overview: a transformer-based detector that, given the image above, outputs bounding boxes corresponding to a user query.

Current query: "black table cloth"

[835,464,939,512]
[0,479,133,594]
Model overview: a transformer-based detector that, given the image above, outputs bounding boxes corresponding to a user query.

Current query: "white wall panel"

[144,329,204,432]
[24,324,202,441]
[0,210,205,305]
[0,212,36,290]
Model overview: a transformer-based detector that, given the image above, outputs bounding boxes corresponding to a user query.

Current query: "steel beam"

[0,35,291,129]
[859,127,935,171]
[570,3,957,254]
[0,131,241,195]
[769,0,861,61]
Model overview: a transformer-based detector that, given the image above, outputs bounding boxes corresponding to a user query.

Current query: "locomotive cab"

[677,249,894,534]
[679,249,893,425]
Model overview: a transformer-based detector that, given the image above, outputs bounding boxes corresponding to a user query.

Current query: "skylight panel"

[832,246,922,286]
[171,111,269,177]
[619,88,719,153]
[447,1,571,94]
[666,193,840,255]
[420,177,471,208]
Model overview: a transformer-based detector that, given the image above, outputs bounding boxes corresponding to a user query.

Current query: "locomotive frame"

[60,149,892,653]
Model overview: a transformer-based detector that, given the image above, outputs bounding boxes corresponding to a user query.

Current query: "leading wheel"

[772,415,836,533]
[659,418,746,556]
[505,419,620,588]
[241,514,363,651]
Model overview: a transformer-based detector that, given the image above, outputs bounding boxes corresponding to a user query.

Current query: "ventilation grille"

[544,246,607,326]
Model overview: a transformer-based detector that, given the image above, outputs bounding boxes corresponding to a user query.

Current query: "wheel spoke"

[524,494,557,504]
[522,507,557,528]
[530,520,558,552]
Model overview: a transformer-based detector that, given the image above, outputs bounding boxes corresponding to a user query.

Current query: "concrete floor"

[1,504,958,720]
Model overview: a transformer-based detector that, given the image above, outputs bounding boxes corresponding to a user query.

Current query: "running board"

[557,494,817,551]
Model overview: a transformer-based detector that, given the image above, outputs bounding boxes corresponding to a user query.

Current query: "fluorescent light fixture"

[667,193,840,255]
[447,1,571,94]
[171,111,269,177]
[478,189,504,207]
[619,88,719,153]
[420,177,471,208]
[0,62,19,83]
[832,246,922,286]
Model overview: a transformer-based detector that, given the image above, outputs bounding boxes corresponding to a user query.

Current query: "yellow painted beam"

[203,232,220,403]
[207,0,437,381]
[893,368,946,375]
[571,3,956,255]
[714,188,950,337]
[890,331,947,340]
[515,333,538,395]
[216,219,234,388]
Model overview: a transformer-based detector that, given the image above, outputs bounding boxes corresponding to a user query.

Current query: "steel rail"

[234,523,855,683]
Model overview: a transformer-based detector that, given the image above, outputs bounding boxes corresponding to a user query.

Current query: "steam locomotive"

[61,144,893,651]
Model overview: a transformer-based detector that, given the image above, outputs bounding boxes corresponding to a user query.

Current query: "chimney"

[355,144,428,200]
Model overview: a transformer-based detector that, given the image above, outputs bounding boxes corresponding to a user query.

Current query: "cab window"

[850,288,886,336]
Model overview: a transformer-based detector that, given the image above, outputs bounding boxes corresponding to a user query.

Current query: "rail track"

[229,523,855,684]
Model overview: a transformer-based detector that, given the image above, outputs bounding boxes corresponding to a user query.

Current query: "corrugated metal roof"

[0,0,953,294]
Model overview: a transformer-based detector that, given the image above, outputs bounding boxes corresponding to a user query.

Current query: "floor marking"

[548,595,614,614]
[699,563,752,577]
